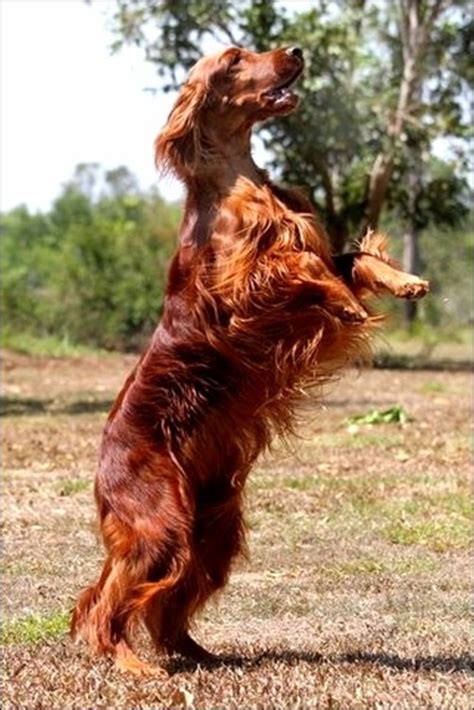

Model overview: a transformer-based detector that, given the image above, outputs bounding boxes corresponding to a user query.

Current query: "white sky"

[1,0,185,212]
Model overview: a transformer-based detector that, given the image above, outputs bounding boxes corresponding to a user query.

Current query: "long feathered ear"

[154,81,209,180]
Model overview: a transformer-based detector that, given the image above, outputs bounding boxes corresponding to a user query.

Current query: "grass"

[384,518,470,552]
[381,489,471,552]
[3,325,472,364]
[248,449,471,557]
[419,380,448,394]
[0,611,70,646]
[1,352,472,709]
[0,559,62,577]
[56,478,91,496]
[285,475,320,491]
[374,326,473,370]
[335,556,437,577]
[385,324,473,346]
[0,331,103,357]
[343,431,404,448]
[297,431,404,450]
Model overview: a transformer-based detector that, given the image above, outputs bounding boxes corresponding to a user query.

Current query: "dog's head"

[155,47,304,178]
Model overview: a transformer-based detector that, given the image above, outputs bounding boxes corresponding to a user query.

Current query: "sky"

[1,0,185,212]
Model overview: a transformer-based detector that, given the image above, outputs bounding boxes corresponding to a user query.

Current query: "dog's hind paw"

[170,633,218,663]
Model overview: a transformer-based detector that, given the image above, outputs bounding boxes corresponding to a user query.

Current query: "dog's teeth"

[274,88,295,103]
[266,85,297,104]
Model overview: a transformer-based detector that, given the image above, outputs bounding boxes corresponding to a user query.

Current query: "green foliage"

[420,221,474,327]
[1,164,179,351]
[379,213,474,329]
[110,0,287,88]
[0,332,100,357]
[0,611,70,645]
[347,405,412,427]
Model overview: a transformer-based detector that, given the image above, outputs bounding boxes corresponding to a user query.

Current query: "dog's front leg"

[333,252,429,300]
[332,229,429,300]
[286,251,369,323]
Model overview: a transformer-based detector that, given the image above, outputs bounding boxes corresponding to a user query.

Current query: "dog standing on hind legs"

[71,46,428,675]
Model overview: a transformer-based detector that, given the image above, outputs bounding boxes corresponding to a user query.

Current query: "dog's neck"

[179,125,265,245]
[193,125,262,194]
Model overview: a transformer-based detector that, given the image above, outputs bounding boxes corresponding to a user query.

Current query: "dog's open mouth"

[265,66,303,106]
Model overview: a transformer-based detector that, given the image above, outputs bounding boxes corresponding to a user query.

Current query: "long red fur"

[71,47,428,673]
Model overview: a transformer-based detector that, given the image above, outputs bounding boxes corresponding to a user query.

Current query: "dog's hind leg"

[144,494,246,662]
[72,447,198,675]
[144,582,218,663]
[72,551,169,676]
[72,505,193,675]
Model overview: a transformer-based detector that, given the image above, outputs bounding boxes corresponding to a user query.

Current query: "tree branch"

[426,0,449,29]
[398,0,410,63]
[319,163,336,223]
[363,0,448,231]
[214,21,242,47]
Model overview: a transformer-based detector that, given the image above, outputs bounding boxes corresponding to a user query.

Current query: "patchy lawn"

[1,351,472,709]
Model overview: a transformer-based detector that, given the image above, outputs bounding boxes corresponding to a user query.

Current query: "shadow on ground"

[166,648,474,676]
[0,395,113,417]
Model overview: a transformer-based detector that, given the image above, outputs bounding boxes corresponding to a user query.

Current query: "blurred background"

[2,0,473,364]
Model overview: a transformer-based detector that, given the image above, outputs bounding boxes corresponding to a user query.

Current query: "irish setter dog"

[72,46,428,675]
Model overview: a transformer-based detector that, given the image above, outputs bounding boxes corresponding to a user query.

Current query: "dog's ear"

[155,80,209,179]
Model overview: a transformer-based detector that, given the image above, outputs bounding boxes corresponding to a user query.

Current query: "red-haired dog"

[72,47,428,674]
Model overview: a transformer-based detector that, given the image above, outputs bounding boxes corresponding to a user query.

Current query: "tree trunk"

[402,133,423,328]
[364,153,394,232]
[402,227,421,326]
[326,217,348,254]
[361,0,447,235]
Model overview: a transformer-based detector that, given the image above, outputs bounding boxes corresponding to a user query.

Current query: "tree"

[105,0,471,254]
[105,165,139,198]
[377,0,472,323]
[1,206,55,333]
[53,172,179,349]
[1,164,180,350]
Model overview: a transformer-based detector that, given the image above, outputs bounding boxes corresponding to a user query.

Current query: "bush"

[1,166,179,351]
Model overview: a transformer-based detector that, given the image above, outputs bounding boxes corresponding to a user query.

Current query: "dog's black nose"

[286,46,303,59]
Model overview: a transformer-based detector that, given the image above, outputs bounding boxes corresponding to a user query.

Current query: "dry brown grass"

[1,351,472,709]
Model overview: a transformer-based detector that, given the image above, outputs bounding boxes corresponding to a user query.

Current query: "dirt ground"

[1,351,472,709]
